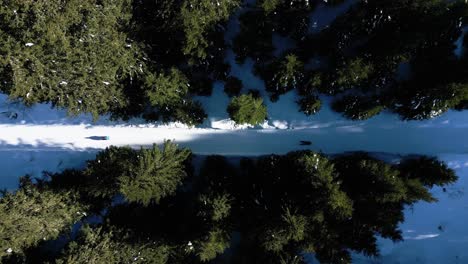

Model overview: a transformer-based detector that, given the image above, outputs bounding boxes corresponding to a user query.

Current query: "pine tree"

[334,58,374,92]
[227,94,267,125]
[181,0,240,61]
[260,54,305,101]
[84,146,137,201]
[332,95,384,120]
[195,228,231,262]
[145,68,189,110]
[0,179,86,259]
[0,0,144,119]
[56,226,170,264]
[119,141,191,205]
[398,156,458,188]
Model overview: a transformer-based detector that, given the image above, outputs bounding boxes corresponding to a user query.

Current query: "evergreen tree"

[56,226,170,264]
[332,95,384,120]
[227,94,268,125]
[195,228,230,262]
[173,100,208,127]
[145,68,207,125]
[260,54,305,101]
[181,0,240,61]
[333,58,374,93]
[0,0,144,119]
[84,146,137,202]
[145,68,190,110]
[0,148,458,264]
[119,142,191,205]
[233,11,275,64]
[297,95,322,116]
[84,142,191,206]
[0,179,86,259]
[399,156,458,188]
[309,0,468,119]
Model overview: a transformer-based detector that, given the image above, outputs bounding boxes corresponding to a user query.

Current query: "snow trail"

[1,124,468,156]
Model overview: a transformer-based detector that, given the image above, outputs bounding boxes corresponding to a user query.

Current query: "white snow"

[403,234,440,240]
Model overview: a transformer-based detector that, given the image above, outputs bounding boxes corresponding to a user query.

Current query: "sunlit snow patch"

[404,234,440,240]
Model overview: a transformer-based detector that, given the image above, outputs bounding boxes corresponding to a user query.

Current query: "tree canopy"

[1,0,468,122]
[227,94,268,125]
[0,145,457,264]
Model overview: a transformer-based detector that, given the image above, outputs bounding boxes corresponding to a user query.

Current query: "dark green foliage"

[145,68,189,110]
[173,100,208,127]
[196,228,231,262]
[233,0,311,65]
[84,141,191,206]
[332,95,384,120]
[55,226,170,264]
[181,0,240,61]
[227,94,268,125]
[119,142,191,205]
[0,149,457,264]
[259,54,305,101]
[84,146,137,202]
[224,76,243,97]
[298,95,322,115]
[307,0,468,119]
[261,208,308,253]
[199,193,232,222]
[144,68,206,125]
[0,178,86,259]
[333,58,374,93]
[2,0,468,122]
[257,0,314,40]
[0,0,144,120]
[399,156,458,188]
[391,80,468,120]
[332,153,442,247]
[0,0,232,124]
[230,151,455,263]
[233,11,275,64]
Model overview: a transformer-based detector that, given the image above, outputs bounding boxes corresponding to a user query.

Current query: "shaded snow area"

[352,154,468,264]
[0,150,96,190]
[1,0,468,263]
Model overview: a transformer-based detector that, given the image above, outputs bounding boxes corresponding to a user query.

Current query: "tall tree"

[0,0,144,119]
[258,54,305,101]
[0,178,86,259]
[119,142,191,205]
[56,226,170,264]
[181,0,240,61]
[227,94,268,125]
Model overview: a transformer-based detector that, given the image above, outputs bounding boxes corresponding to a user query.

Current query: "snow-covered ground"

[352,154,468,264]
[1,0,468,262]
